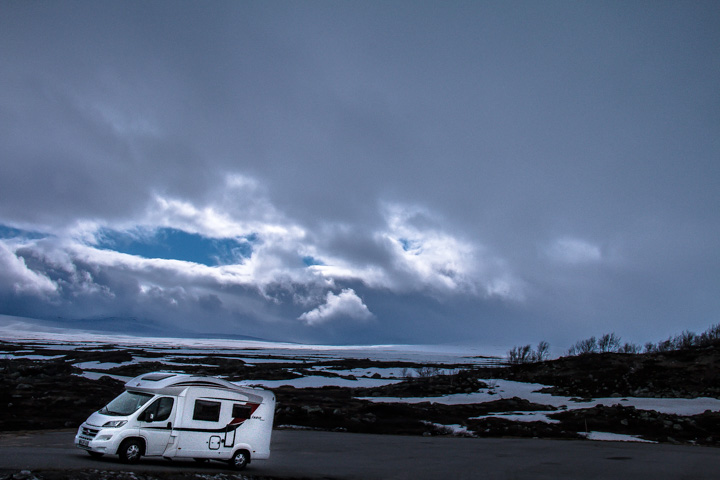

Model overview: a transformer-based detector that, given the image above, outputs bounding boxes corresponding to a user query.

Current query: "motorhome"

[75,372,275,470]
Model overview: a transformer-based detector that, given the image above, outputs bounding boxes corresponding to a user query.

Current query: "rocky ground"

[2,339,719,447]
[0,470,286,480]
[495,345,720,399]
[0,358,124,431]
[549,404,720,445]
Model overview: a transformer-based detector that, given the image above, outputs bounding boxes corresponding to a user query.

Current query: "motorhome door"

[138,396,176,456]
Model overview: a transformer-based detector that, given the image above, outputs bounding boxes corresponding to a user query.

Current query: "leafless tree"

[598,333,621,352]
[535,341,550,361]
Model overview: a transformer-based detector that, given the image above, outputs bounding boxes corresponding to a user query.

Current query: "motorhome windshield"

[100,391,153,416]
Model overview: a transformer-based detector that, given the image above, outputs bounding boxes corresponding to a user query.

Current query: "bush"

[507,342,550,364]
[620,342,641,354]
[567,323,720,358]
[567,336,597,356]
[698,324,720,346]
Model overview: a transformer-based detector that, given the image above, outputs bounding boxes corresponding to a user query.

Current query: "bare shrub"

[565,322,720,358]
[675,330,697,350]
[598,333,621,353]
[698,323,720,346]
[569,336,598,355]
[620,342,641,354]
[414,366,440,378]
[507,344,532,364]
[656,337,674,352]
[507,342,550,364]
[535,341,550,361]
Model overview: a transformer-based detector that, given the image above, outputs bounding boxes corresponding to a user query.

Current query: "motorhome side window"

[141,397,174,422]
[232,404,252,420]
[193,399,221,422]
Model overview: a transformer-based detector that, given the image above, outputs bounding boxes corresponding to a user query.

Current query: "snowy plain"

[3,315,718,444]
[0,316,505,365]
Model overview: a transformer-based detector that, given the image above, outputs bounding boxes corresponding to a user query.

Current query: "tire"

[118,439,143,464]
[87,451,104,458]
[229,450,249,471]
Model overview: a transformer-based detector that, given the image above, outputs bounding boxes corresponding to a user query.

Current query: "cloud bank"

[1,2,719,346]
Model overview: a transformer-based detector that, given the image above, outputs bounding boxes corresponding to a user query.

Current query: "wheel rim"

[234,452,247,467]
[126,444,141,461]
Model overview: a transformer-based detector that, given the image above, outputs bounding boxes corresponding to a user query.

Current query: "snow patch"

[581,431,656,443]
[422,421,475,436]
[75,372,133,382]
[360,378,720,417]
[1,354,65,360]
[473,412,560,424]
[235,376,402,389]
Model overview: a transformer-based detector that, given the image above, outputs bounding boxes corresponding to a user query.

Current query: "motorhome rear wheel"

[230,450,249,470]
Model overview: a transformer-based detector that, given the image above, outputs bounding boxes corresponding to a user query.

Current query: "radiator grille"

[80,426,99,439]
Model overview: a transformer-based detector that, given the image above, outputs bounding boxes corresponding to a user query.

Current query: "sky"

[1,1,719,349]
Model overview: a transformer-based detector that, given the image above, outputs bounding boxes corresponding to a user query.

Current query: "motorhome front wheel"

[118,439,144,464]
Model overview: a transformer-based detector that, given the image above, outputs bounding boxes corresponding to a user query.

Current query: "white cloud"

[0,241,57,295]
[69,242,256,286]
[376,203,523,299]
[380,204,476,292]
[146,192,303,241]
[298,288,374,326]
[547,237,602,264]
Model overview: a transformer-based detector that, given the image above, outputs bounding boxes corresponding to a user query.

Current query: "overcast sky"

[1,1,719,348]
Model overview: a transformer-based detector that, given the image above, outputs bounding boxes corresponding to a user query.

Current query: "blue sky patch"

[0,225,48,240]
[398,238,421,253]
[95,227,254,266]
[302,256,324,266]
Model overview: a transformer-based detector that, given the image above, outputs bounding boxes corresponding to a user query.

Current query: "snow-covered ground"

[581,431,656,443]
[307,365,458,378]
[359,378,720,417]
[474,411,560,423]
[72,357,220,370]
[1,354,66,360]
[422,421,474,436]
[236,376,402,389]
[76,371,133,382]
[0,316,504,365]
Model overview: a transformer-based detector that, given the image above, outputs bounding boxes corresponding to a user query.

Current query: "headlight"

[102,420,127,428]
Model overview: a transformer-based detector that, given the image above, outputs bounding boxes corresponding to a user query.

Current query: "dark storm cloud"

[1,1,719,347]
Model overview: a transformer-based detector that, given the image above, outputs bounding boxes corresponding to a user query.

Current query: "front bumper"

[75,424,121,454]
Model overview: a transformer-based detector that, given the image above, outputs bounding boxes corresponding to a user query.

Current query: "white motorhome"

[75,372,275,470]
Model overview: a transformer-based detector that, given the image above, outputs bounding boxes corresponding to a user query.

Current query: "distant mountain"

[0,314,274,343]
